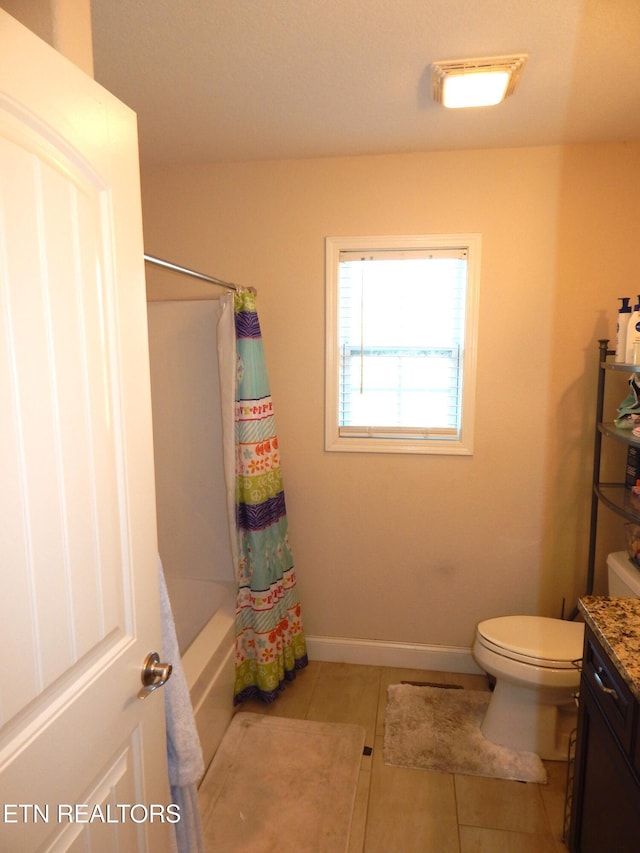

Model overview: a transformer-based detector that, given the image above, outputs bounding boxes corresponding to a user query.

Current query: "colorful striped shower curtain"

[232,289,308,704]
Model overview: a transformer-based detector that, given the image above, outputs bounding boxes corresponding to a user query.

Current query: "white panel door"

[0,11,172,852]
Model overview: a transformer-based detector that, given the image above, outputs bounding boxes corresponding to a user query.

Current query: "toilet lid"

[477,616,584,667]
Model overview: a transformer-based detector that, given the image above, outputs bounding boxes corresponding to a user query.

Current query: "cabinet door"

[570,679,640,852]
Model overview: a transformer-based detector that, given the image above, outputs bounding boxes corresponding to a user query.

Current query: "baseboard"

[305,635,484,675]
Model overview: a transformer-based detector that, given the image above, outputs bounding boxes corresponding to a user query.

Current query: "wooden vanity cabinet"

[569,626,640,852]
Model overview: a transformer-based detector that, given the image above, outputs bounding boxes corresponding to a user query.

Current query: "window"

[325,234,480,454]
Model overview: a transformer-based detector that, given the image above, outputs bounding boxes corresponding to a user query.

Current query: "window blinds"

[337,248,468,439]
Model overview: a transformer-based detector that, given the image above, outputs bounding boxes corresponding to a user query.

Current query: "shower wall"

[147,300,234,589]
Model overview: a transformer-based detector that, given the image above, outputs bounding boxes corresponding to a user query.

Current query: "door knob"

[138,651,172,699]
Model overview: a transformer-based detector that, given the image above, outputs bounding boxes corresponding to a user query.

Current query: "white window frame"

[325,234,481,455]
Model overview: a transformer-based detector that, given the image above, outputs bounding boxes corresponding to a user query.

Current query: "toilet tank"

[607,551,640,598]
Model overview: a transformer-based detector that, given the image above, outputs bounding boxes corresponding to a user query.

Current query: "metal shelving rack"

[584,339,640,605]
[563,340,640,841]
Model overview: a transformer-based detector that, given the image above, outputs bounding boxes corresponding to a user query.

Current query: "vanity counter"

[570,597,640,851]
[578,595,640,702]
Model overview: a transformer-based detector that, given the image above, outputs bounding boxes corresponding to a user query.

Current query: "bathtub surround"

[384,683,547,784]
[147,300,238,766]
[147,300,235,598]
[232,290,308,704]
[199,712,365,850]
[164,577,234,655]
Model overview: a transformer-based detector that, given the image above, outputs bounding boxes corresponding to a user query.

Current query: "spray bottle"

[627,295,640,364]
[616,297,632,362]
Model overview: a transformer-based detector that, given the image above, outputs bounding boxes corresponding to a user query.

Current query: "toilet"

[472,551,640,761]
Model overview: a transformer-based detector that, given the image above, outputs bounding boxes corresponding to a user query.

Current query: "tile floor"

[222,660,571,852]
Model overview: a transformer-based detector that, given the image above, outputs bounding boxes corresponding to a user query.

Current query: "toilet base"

[480,680,577,761]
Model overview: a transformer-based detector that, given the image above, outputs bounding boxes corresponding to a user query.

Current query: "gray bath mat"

[384,684,547,784]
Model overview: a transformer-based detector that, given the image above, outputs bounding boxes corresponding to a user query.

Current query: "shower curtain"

[218,290,308,705]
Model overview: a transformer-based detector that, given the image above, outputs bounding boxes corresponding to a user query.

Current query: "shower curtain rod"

[144,253,255,293]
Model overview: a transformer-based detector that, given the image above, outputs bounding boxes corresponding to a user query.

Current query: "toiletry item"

[626,444,640,488]
[626,295,640,363]
[616,297,632,362]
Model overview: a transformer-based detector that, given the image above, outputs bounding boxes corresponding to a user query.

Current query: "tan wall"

[0,0,93,75]
[140,143,640,649]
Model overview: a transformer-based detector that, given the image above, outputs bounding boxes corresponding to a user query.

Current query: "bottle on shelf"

[616,297,632,362]
[626,295,640,364]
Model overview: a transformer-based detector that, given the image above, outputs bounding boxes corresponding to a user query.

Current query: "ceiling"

[90,0,640,168]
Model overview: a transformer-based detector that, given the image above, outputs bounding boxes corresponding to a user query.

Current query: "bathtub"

[165,577,236,771]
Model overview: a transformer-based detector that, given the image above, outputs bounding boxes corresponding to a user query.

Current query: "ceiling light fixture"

[432,54,527,109]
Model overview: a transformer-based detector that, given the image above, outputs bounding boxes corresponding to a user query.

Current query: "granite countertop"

[578,595,640,702]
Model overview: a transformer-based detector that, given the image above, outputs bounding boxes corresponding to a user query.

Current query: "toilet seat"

[476,616,584,669]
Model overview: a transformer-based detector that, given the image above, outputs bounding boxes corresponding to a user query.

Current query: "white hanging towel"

[158,556,205,853]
